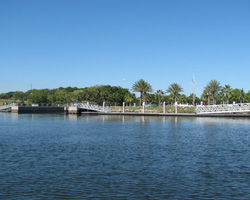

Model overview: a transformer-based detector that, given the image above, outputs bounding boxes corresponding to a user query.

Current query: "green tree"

[28,89,50,104]
[223,85,232,104]
[65,86,79,93]
[13,91,25,101]
[230,88,241,103]
[187,93,201,105]
[240,88,245,103]
[82,85,131,105]
[206,80,222,105]
[54,90,67,104]
[217,90,225,104]
[125,93,136,106]
[146,93,157,104]
[107,87,129,106]
[87,86,101,103]
[2,92,15,99]
[81,88,90,101]
[178,94,188,104]
[108,93,121,106]
[132,79,153,105]
[202,86,211,105]
[244,91,250,102]
[99,85,112,102]
[166,83,183,104]
[156,90,164,105]
[70,90,84,102]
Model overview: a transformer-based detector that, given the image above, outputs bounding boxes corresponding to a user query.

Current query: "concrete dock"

[1,105,250,117]
[10,106,65,113]
[80,112,250,118]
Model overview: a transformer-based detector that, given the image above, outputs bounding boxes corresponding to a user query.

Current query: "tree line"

[0,86,132,106]
[0,79,249,106]
[131,79,250,105]
[201,80,250,104]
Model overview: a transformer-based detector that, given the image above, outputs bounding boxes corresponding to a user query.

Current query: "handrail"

[0,103,17,110]
[196,103,250,114]
[75,103,110,113]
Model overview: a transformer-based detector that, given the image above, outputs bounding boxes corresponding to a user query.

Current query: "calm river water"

[0,113,250,199]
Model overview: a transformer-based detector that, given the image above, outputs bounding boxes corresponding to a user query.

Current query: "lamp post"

[31,84,33,106]
[191,72,197,106]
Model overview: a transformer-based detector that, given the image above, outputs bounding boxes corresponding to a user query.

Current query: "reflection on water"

[0,113,250,199]
[75,114,250,125]
[3,113,250,125]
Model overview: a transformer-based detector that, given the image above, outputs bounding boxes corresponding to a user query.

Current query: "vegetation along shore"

[1,79,249,112]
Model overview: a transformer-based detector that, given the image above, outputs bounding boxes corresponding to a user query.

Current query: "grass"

[0,99,15,106]
[110,105,196,113]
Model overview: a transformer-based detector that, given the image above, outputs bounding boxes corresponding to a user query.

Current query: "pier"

[0,104,64,113]
[0,103,109,114]
[1,102,250,117]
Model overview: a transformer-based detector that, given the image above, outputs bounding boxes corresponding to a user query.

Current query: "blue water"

[0,113,250,199]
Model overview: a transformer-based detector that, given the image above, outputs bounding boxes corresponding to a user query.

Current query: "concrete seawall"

[4,106,250,117]
[11,106,65,113]
[81,112,250,118]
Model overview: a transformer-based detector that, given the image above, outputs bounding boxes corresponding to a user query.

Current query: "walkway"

[0,103,16,111]
[76,103,110,113]
[196,103,250,114]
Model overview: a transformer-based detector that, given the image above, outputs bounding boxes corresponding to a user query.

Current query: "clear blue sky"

[1,0,249,97]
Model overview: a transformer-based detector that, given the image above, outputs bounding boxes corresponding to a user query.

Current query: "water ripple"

[0,113,250,199]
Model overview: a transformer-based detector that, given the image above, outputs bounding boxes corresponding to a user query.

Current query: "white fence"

[196,103,250,114]
[75,103,110,113]
[0,103,17,111]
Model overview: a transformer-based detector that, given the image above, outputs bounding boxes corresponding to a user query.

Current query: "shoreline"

[1,106,250,117]
[81,112,250,118]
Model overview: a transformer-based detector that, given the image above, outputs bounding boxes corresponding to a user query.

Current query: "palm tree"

[143,83,153,104]
[125,93,136,106]
[156,90,164,105]
[240,88,245,103]
[132,79,153,105]
[202,86,211,105]
[217,90,225,104]
[166,83,183,104]
[207,80,222,105]
[223,85,232,104]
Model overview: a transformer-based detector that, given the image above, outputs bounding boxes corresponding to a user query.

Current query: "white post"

[123,102,125,113]
[143,102,145,113]
[175,102,177,114]
[103,102,105,111]
[233,101,235,105]
[201,101,203,106]
[134,103,136,107]
[163,102,166,113]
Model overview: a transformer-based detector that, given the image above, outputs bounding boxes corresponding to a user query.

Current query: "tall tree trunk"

[140,91,142,106]
[208,94,210,105]
[144,92,147,104]
[212,93,215,104]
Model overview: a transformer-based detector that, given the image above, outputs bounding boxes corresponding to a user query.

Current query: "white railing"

[196,103,250,114]
[75,103,110,113]
[0,103,17,111]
